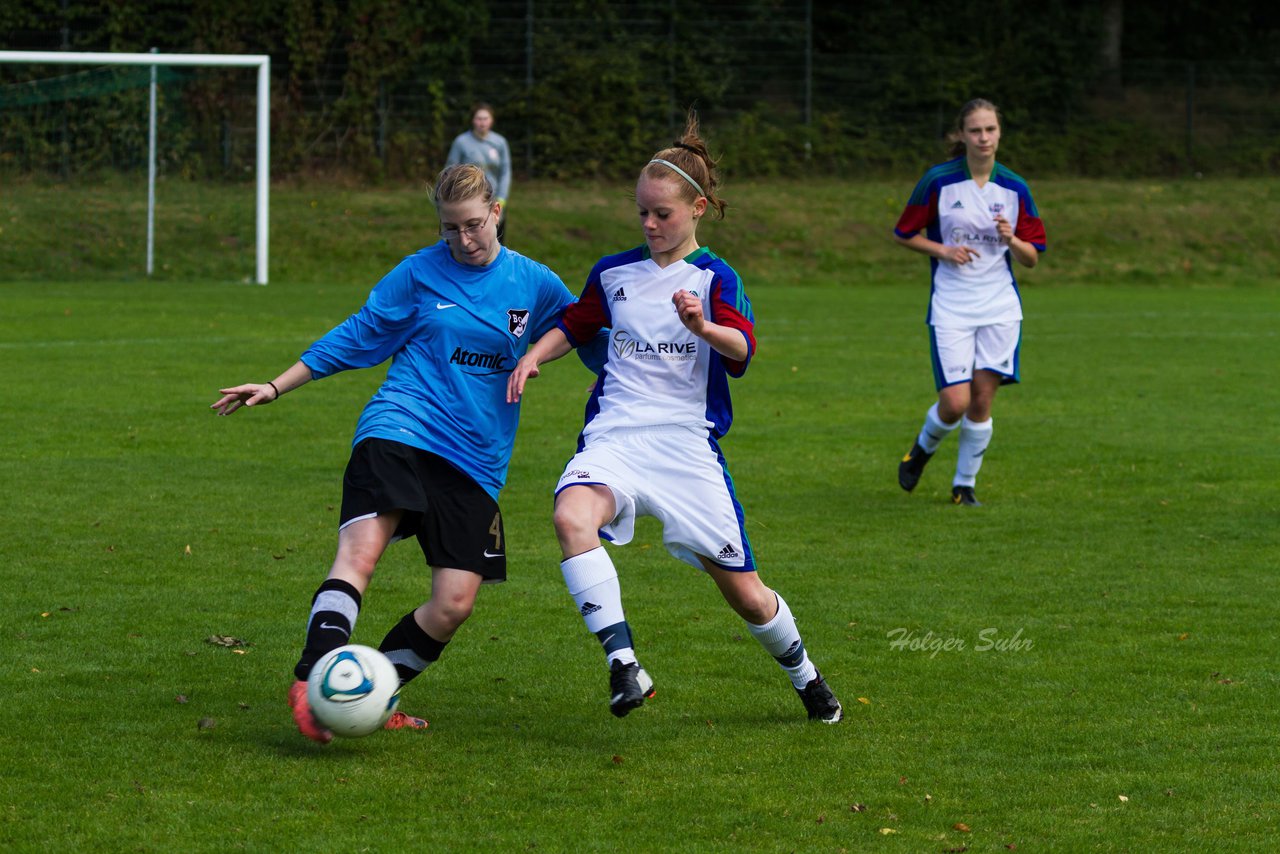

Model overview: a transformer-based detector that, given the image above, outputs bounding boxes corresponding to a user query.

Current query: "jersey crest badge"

[507,309,530,338]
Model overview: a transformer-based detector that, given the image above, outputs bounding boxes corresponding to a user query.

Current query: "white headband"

[648,159,705,197]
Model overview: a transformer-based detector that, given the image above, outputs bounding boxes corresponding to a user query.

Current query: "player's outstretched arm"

[211,360,313,416]
[507,328,572,403]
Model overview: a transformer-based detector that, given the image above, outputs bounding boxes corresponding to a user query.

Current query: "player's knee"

[432,591,475,630]
[938,392,969,422]
[553,503,598,546]
[721,578,775,624]
[741,591,777,625]
[332,548,380,583]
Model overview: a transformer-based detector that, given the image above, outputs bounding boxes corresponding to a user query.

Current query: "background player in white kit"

[507,114,842,724]
[892,98,1047,506]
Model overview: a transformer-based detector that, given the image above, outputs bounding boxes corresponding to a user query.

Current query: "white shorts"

[554,425,754,571]
[929,322,1021,390]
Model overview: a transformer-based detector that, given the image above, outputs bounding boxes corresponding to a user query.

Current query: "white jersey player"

[508,113,843,724]
[893,98,1047,506]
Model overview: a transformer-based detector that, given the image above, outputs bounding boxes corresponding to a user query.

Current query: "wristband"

[267,381,280,400]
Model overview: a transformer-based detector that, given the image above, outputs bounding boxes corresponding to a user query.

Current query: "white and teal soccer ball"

[306,644,401,738]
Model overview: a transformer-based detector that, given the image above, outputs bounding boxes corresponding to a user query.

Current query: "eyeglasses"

[440,211,493,241]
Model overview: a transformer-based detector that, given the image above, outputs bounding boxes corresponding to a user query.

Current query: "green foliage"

[4,1,1280,180]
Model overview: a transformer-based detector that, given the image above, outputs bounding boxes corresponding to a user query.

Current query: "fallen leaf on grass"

[175,694,188,704]
[611,755,623,764]
[197,717,216,730]
[954,822,971,832]
[878,828,897,835]
[850,803,867,813]
[1118,794,1129,802]
[857,697,870,705]
[205,635,249,648]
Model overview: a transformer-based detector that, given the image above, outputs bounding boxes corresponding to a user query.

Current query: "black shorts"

[340,438,507,582]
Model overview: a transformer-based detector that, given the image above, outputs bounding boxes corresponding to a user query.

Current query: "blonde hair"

[432,163,493,207]
[641,110,727,220]
[946,98,1002,158]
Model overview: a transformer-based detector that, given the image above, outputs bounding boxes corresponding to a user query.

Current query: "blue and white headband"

[648,158,705,197]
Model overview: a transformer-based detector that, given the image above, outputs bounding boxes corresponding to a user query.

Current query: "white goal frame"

[0,50,271,284]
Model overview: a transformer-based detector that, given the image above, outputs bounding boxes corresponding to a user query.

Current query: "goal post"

[0,50,271,284]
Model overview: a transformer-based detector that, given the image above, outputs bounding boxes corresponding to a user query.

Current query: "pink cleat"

[383,710,429,731]
[288,680,334,744]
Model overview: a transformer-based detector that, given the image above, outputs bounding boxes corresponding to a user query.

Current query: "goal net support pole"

[0,50,271,284]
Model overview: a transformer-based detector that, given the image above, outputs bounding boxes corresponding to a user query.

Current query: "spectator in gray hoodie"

[447,102,512,243]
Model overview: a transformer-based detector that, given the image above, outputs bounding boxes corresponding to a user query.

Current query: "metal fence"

[3,1,1278,180]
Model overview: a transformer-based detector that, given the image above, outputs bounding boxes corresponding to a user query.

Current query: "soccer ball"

[306,644,401,738]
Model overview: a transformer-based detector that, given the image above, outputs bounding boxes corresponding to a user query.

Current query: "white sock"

[746,593,817,689]
[561,547,635,667]
[954,416,993,487]
[917,402,960,453]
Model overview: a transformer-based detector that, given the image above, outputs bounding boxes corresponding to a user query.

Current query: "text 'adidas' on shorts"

[554,425,755,572]
[929,322,1021,390]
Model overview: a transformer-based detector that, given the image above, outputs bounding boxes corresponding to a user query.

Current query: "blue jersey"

[302,242,574,499]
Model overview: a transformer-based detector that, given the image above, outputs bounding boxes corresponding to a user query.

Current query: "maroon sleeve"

[557,279,610,347]
[710,281,755,377]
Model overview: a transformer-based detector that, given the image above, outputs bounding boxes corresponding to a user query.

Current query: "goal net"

[0,51,270,284]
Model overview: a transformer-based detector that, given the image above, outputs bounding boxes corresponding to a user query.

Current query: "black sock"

[378,611,448,686]
[292,578,362,681]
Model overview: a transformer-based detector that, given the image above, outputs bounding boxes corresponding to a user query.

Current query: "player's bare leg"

[704,562,842,723]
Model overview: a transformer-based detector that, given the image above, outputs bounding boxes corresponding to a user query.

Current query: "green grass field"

[1,178,1278,851]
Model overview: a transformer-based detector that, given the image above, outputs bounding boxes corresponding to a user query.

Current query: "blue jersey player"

[893,98,1047,506]
[212,164,575,743]
[507,113,843,724]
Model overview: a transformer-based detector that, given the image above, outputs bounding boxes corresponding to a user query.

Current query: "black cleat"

[609,660,655,718]
[898,442,934,492]
[796,673,843,724]
[951,485,982,506]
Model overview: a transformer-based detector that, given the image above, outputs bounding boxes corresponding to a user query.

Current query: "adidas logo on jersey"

[580,601,602,616]
[612,288,627,302]
[717,544,741,560]
[951,200,965,209]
